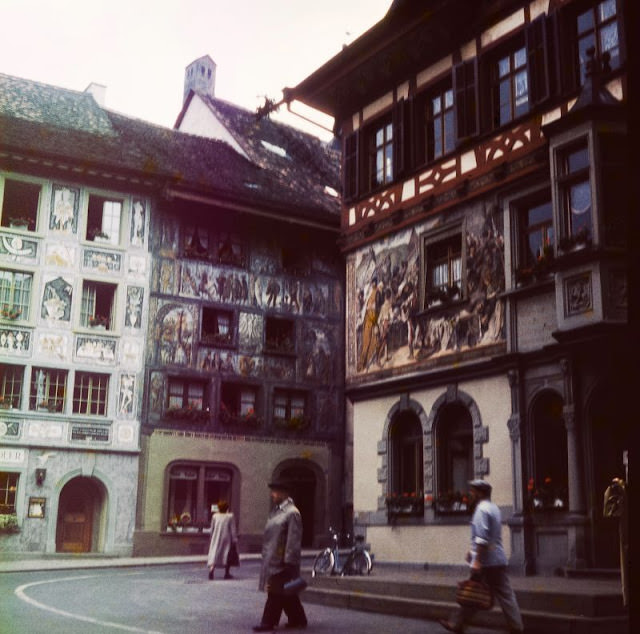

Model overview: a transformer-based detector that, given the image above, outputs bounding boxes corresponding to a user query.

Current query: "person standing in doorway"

[253,480,307,632]
[206,500,237,580]
[440,479,524,634]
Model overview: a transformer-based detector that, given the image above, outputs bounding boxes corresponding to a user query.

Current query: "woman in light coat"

[207,500,237,580]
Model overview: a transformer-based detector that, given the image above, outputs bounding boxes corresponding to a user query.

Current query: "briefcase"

[455,578,493,610]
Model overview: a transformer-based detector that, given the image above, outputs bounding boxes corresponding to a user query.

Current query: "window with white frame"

[491,43,529,127]
[30,367,67,412]
[72,371,109,415]
[0,472,19,514]
[0,178,41,232]
[81,280,116,330]
[86,194,122,245]
[0,363,24,409]
[0,269,32,321]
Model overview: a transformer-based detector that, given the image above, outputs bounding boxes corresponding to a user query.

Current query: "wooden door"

[57,479,94,553]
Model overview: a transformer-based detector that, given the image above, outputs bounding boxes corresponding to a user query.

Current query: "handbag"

[455,577,494,610]
[283,576,308,595]
[227,542,240,567]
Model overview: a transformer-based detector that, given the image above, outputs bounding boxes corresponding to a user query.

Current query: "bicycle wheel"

[311,548,334,577]
[343,550,372,576]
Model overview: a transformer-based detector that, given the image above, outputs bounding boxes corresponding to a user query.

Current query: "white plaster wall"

[177,95,248,158]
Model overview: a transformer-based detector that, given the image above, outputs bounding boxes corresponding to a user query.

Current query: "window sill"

[263,348,297,358]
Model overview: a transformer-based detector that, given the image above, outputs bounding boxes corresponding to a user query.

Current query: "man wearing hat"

[440,479,524,634]
[253,479,307,631]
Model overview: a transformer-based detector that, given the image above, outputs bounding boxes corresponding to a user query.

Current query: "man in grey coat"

[253,479,307,632]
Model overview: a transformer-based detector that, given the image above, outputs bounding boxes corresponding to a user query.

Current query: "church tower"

[183,55,216,104]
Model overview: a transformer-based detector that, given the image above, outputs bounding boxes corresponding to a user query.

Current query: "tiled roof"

[0,73,340,221]
[178,92,342,216]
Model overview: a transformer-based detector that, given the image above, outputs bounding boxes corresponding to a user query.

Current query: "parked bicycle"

[311,527,373,577]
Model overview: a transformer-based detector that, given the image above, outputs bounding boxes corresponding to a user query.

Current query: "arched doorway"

[279,465,316,548]
[56,477,106,553]
[588,384,628,569]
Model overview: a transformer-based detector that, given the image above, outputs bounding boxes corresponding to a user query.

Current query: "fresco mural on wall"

[180,262,250,305]
[253,276,329,316]
[50,185,79,233]
[157,304,194,366]
[350,208,505,376]
[125,286,144,328]
[118,373,136,418]
[41,276,72,322]
[0,233,37,259]
[238,312,263,353]
[45,243,75,268]
[300,322,335,384]
[130,199,146,247]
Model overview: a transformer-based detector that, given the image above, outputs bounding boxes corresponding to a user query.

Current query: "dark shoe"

[252,625,275,632]
[438,620,463,634]
[224,573,233,579]
[208,569,213,580]
[285,622,308,629]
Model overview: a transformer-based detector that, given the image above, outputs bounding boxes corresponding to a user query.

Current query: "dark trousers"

[260,571,307,626]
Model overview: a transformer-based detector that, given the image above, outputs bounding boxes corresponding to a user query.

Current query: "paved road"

[0,561,498,634]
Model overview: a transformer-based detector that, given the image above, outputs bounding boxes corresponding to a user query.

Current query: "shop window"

[0,363,24,409]
[81,280,116,330]
[0,472,19,514]
[220,383,260,425]
[273,389,307,430]
[386,412,423,517]
[436,403,473,514]
[30,367,67,412]
[423,230,463,308]
[201,307,233,346]
[72,372,109,416]
[167,463,232,529]
[556,141,592,251]
[0,178,40,231]
[86,194,122,245]
[0,269,32,321]
[265,317,295,354]
[528,391,567,511]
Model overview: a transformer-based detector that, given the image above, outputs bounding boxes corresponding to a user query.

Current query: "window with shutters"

[415,81,455,166]
[367,116,394,190]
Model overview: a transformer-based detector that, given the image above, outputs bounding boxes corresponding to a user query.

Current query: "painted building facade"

[133,59,345,555]
[0,75,151,554]
[289,0,629,574]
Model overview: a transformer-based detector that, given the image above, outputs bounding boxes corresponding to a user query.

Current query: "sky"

[1,0,391,139]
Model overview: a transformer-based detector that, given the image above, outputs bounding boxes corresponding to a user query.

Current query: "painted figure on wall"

[125,286,144,328]
[130,199,145,247]
[158,306,194,366]
[50,185,78,233]
[41,277,72,322]
[352,210,505,375]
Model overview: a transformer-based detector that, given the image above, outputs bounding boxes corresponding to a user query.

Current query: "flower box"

[0,513,20,533]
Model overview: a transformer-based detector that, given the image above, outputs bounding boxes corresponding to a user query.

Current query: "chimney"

[84,82,107,107]
[184,56,216,104]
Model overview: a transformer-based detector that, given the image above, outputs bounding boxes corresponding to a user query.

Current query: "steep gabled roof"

[175,90,341,215]
[0,72,340,222]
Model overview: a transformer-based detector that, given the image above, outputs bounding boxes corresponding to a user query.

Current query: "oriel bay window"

[0,363,23,409]
[167,463,232,529]
[30,367,67,412]
[556,142,592,250]
[73,372,108,416]
[516,197,554,282]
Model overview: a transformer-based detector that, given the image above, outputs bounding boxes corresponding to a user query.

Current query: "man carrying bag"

[440,479,523,634]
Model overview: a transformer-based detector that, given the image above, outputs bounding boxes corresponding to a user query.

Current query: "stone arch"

[274,459,325,548]
[426,385,489,499]
[48,467,111,554]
